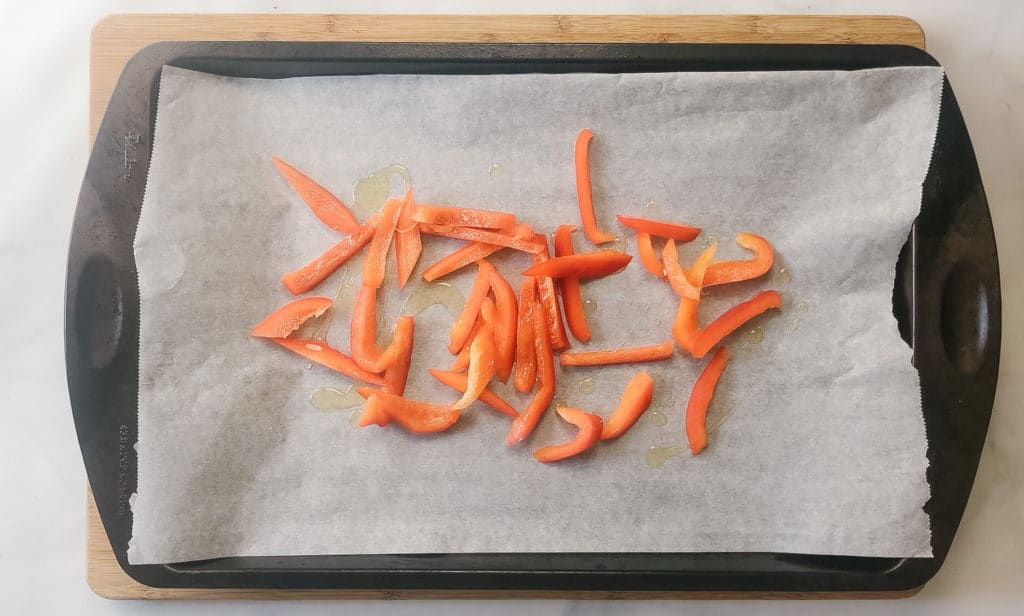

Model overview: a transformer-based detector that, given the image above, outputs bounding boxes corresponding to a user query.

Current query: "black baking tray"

[66,41,1000,592]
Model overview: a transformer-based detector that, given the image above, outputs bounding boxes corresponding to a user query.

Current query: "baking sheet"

[128,66,942,564]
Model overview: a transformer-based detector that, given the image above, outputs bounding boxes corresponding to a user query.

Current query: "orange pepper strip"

[513,278,538,393]
[574,129,616,245]
[560,341,674,367]
[422,241,504,282]
[250,296,333,338]
[271,157,361,233]
[691,291,782,359]
[281,216,377,295]
[523,250,632,279]
[452,316,497,410]
[533,407,604,463]
[616,214,700,242]
[350,285,403,373]
[553,225,591,343]
[394,194,423,289]
[412,205,517,230]
[271,338,386,386]
[530,235,571,351]
[449,260,496,354]
[362,195,405,289]
[507,304,556,445]
[600,373,655,440]
[702,233,775,287]
[685,347,730,454]
[420,223,544,254]
[428,369,519,419]
[358,390,461,434]
[635,232,665,278]
[664,240,717,353]
[488,269,519,382]
[382,316,415,396]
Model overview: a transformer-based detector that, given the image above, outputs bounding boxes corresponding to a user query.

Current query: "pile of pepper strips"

[250,129,781,462]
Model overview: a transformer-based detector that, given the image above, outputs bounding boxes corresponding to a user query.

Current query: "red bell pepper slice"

[452,318,497,410]
[250,296,332,338]
[488,269,519,382]
[382,316,415,396]
[358,390,461,434]
[412,205,516,230]
[635,231,665,278]
[362,194,405,288]
[428,369,519,419]
[574,129,616,245]
[271,157,361,233]
[600,373,656,440]
[533,407,603,463]
[513,278,538,393]
[448,260,496,354]
[616,214,700,242]
[281,216,377,295]
[530,234,571,351]
[420,223,543,254]
[523,250,632,279]
[394,194,423,289]
[691,290,782,358]
[421,241,505,282]
[702,232,775,287]
[553,224,591,343]
[350,285,404,373]
[507,304,556,445]
[560,341,674,367]
[685,347,730,454]
[665,240,716,353]
[271,338,385,386]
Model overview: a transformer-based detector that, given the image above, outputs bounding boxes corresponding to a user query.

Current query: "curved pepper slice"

[452,317,497,410]
[420,223,543,254]
[553,224,591,343]
[600,373,655,440]
[507,304,556,445]
[428,369,519,419]
[271,338,386,386]
[362,194,405,288]
[691,290,782,358]
[412,205,516,230]
[449,260,496,354]
[533,407,604,463]
[635,231,665,278]
[665,240,716,353]
[560,342,673,367]
[394,195,423,289]
[513,278,538,392]
[574,129,616,244]
[272,157,361,233]
[616,214,700,242]
[250,296,333,338]
[488,269,519,382]
[702,233,775,287]
[358,390,461,434]
[350,285,402,373]
[685,347,730,454]
[382,316,415,396]
[523,250,632,279]
[530,235,571,351]
[281,216,377,295]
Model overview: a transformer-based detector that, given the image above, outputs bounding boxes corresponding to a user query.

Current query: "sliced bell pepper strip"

[350,285,403,373]
[600,372,655,440]
[530,235,571,351]
[271,338,386,386]
[382,316,414,396]
[420,223,544,254]
[488,269,519,382]
[553,224,591,343]
[452,318,497,410]
[523,250,632,279]
[250,296,333,338]
[665,240,716,353]
[507,306,556,445]
[362,195,405,288]
[533,407,604,463]
[616,214,700,242]
[702,232,775,287]
[412,205,516,230]
[560,341,674,367]
[394,194,423,289]
[691,290,782,358]
[421,241,505,282]
[574,129,616,245]
[281,216,377,295]
[428,369,518,419]
[685,347,730,454]
[358,390,461,434]
[271,156,361,234]
[635,231,665,278]
[448,260,496,354]
[513,278,538,393]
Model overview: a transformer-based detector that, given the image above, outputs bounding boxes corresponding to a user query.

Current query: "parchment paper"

[129,66,943,564]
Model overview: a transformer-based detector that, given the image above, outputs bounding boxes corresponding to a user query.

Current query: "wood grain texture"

[86,14,925,600]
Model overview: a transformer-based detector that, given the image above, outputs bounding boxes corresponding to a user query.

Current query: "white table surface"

[1,1,1020,614]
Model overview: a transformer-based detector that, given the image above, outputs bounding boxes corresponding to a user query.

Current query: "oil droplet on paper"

[646,410,668,427]
[578,378,596,394]
[488,163,503,177]
[310,386,364,412]
[352,164,412,215]
[645,444,686,468]
[583,298,598,317]
[303,362,313,370]
[704,234,718,246]
[644,199,659,212]
[795,301,809,314]
[401,282,466,318]
[744,326,764,346]
[608,238,628,252]
[348,409,364,428]
[775,267,792,286]
[785,318,801,334]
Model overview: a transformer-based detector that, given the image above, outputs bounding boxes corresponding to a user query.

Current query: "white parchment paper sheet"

[129,66,943,564]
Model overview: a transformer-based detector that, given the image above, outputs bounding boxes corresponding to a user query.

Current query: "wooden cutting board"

[86,13,925,600]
